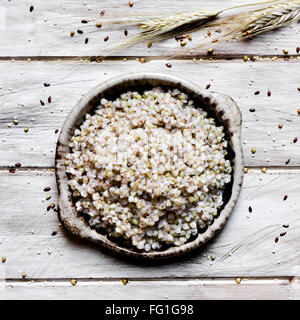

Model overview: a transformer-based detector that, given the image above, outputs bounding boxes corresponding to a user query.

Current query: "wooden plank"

[1,169,300,279]
[1,0,300,57]
[1,279,299,300]
[1,60,300,167]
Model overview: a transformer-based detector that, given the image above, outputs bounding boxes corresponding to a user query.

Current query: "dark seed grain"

[248,206,252,213]
[40,100,45,106]
[51,231,57,236]
[283,224,289,228]
[293,137,298,143]
[104,36,109,41]
[85,37,89,44]
[165,63,172,68]
[124,30,128,36]
[275,237,279,243]
[48,96,52,103]
[249,108,256,112]
[206,84,211,90]
[285,159,290,165]
[81,19,88,24]
[44,187,51,192]
[283,195,288,201]
[254,91,260,95]
[15,163,21,167]
[100,10,105,16]
[29,5,34,12]
[77,29,84,34]
[280,232,286,237]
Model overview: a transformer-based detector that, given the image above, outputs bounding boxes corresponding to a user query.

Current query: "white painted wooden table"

[1,0,300,300]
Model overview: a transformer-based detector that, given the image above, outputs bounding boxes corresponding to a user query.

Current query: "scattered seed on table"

[207,48,213,55]
[251,148,256,154]
[44,187,51,192]
[9,168,15,173]
[1,257,6,263]
[48,96,51,103]
[210,254,216,261]
[244,168,248,173]
[297,87,300,92]
[275,237,279,243]
[297,47,300,54]
[13,119,19,125]
[283,224,289,228]
[104,36,109,41]
[70,279,77,286]
[50,203,55,209]
[45,195,51,201]
[297,108,300,115]
[267,90,271,97]
[285,159,290,165]
[180,40,187,46]
[235,278,241,284]
[128,1,134,7]
[207,31,211,36]
[283,195,288,201]
[95,23,102,28]
[29,5,34,12]
[147,41,152,48]
[166,63,172,68]
[248,206,252,213]
[77,29,84,34]
[293,137,298,143]
[44,83,50,87]
[81,19,88,24]
[282,49,289,55]
[278,122,283,129]
[206,84,211,90]
[188,34,192,41]
[280,232,286,237]
[249,108,256,112]
[124,29,128,36]
[121,279,128,285]
[70,31,75,37]
[243,55,248,62]
[254,91,260,95]
[85,37,89,44]
[15,163,21,167]
[51,231,57,236]
[22,272,27,278]
[55,129,59,134]
[100,10,105,16]
[24,127,29,133]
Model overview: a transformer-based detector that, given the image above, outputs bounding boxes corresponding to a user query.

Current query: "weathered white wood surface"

[1,60,300,167]
[1,279,300,300]
[1,0,300,57]
[1,169,300,279]
[1,0,300,300]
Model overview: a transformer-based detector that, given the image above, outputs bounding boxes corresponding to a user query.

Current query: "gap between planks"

[1,166,300,172]
[2,55,300,62]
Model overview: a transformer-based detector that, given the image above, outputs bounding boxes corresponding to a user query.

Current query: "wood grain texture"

[1,60,300,167]
[1,279,300,300]
[1,0,300,57]
[1,169,300,279]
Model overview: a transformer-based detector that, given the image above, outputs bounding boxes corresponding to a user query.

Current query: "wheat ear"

[226,0,300,39]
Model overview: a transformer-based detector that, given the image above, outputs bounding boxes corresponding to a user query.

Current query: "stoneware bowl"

[55,72,244,259]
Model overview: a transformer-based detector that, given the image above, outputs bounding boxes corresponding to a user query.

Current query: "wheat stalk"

[225,0,300,40]
[96,9,221,57]
[166,0,300,58]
